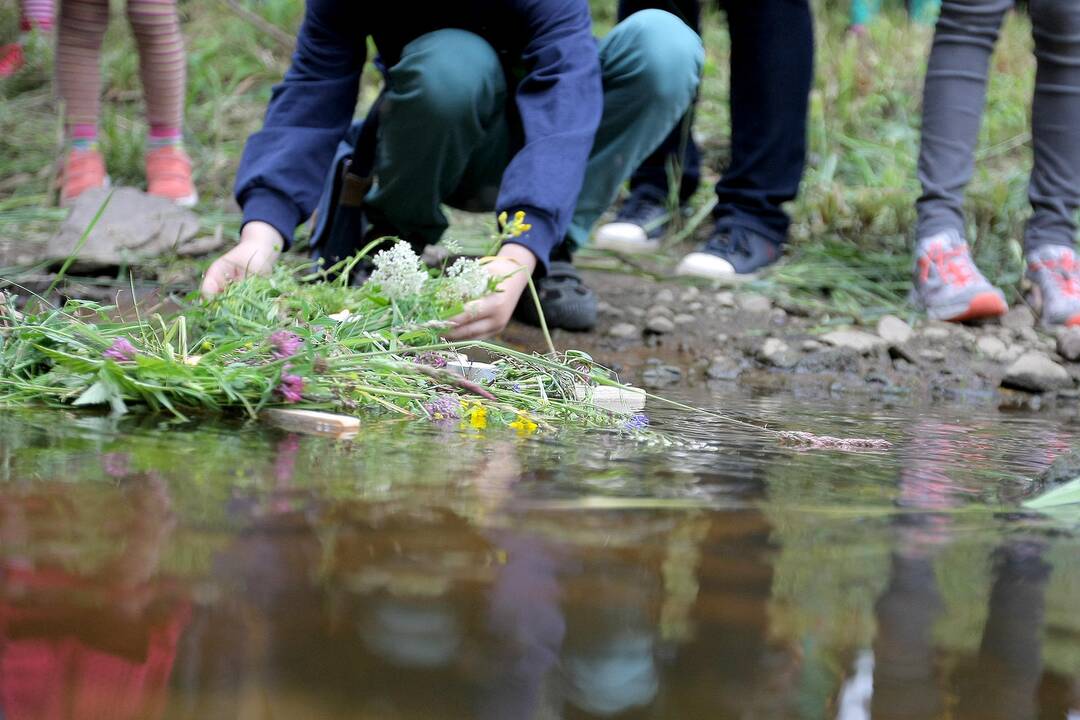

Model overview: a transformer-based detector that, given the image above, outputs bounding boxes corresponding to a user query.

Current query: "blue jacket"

[235,0,603,269]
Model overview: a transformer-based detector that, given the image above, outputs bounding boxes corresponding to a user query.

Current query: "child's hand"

[201,222,283,298]
[447,244,538,340]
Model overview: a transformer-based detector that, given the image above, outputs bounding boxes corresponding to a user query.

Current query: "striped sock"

[148,126,182,150]
[21,0,55,33]
[69,124,98,151]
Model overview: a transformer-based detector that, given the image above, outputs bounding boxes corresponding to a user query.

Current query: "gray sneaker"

[912,229,1007,322]
[1026,244,1080,327]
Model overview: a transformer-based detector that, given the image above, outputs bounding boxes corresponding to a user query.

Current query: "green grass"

[0,1,1043,317]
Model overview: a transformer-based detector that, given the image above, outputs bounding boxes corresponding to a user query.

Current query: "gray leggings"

[917,0,1080,251]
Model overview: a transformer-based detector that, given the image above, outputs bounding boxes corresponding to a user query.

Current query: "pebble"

[1001,306,1036,330]
[680,287,700,302]
[919,326,951,342]
[654,288,676,305]
[706,355,742,381]
[1014,326,1039,345]
[1002,351,1072,393]
[715,333,730,345]
[642,364,683,387]
[607,322,640,339]
[687,302,703,312]
[737,293,773,314]
[758,338,799,369]
[821,329,888,355]
[1058,327,1080,361]
[596,300,622,317]
[674,313,697,325]
[976,335,1009,362]
[801,339,824,352]
[627,307,646,319]
[918,349,946,363]
[876,315,913,345]
[715,291,736,308]
[644,316,675,335]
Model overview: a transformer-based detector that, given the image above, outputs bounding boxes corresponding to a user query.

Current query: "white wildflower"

[438,257,490,303]
[369,242,429,300]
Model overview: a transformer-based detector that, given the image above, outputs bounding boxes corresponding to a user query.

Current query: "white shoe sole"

[675,251,736,280]
[593,222,661,254]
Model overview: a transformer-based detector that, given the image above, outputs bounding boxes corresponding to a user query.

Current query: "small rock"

[821,330,888,355]
[918,349,946,363]
[770,308,789,325]
[650,305,673,318]
[1014,326,1039,345]
[1058,327,1080,361]
[44,187,205,269]
[737,293,772,314]
[706,356,742,381]
[679,287,700,302]
[642,364,683,387]
[596,301,622,317]
[976,335,1009,362]
[1002,352,1072,393]
[627,307,646,319]
[687,302,704,312]
[654,288,676,305]
[801,339,824,352]
[919,326,951,342]
[1001,306,1036,330]
[715,291,736,308]
[673,313,696,325]
[758,338,799,369]
[607,322,639,339]
[715,333,730,345]
[645,316,675,335]
[876,315,913,345]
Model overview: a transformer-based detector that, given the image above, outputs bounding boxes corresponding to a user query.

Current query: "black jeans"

[617,0,814,245]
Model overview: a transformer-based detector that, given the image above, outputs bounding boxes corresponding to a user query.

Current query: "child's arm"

[234,0,366,254]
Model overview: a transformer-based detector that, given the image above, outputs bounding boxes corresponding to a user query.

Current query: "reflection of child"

[0,0,53,77]
[55,0,196,207]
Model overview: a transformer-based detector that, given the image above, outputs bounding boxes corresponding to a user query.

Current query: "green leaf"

[72,380,110,407]
[1023,478,1080,510]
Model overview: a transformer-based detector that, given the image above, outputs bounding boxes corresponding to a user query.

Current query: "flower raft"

[0,246,647,435]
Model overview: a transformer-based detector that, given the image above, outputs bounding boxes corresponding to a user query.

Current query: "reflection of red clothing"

[0,566,191,720]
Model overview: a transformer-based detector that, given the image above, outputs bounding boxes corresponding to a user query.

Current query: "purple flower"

[269,331,302,360]
[277,372,305,403]
[101,452,131,478]
[424,395,460,422]
[414,352,448,369]
[624,413,650,431]
[103,337,137,362]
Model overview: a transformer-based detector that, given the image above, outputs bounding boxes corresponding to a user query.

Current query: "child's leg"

[126,0,195,205]
[912,0,1013,322]
[56,0,109,139]
[125,0,185,146]
[1025,0,1080,253]
[916,0,1013,240]
[55,0,109,204]
[1021,0,1080,326]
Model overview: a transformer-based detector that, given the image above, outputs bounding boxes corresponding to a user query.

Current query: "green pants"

[365,10,704,252]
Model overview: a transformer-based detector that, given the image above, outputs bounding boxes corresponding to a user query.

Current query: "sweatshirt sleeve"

[234,1,366,246]
[497,0,603,271]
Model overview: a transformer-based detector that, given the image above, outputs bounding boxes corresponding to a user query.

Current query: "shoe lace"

[1031,251,1080,298]
[917,241,976,287]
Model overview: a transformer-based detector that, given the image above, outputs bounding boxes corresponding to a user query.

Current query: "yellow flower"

[497,211,508,228]
[462,401,488,430]
[509,414,538,435]
[201,340,213,351]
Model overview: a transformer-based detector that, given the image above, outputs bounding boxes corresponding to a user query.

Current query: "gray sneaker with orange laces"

[911,229,1008,322]
[1026,244,1080,328]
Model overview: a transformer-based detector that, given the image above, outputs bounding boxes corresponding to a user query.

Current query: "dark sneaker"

[594,186,671,254]
[911,229,1007,322]
[676,226,781,279]
[1026,244,1080,327]
[514,260,597,332]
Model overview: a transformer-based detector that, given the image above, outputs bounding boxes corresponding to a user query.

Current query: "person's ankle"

[148,127,183,151]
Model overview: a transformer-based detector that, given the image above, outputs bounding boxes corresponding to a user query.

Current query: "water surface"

[1,386,1078,719]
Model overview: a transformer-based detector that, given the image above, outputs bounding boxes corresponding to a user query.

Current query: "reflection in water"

[0,396,1078,718]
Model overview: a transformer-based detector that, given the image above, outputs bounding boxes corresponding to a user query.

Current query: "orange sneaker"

[59,148,109,206]
[146,146,198,207]
[0,43,25,78]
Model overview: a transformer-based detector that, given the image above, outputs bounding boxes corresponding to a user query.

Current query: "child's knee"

[607,10,703,108]
[125,0,179,32]
[390,29,504,122]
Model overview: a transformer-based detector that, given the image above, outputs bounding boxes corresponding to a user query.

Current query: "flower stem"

[526,275,556,356]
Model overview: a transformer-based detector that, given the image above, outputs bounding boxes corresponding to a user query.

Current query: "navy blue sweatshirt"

[235,1,603,270]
